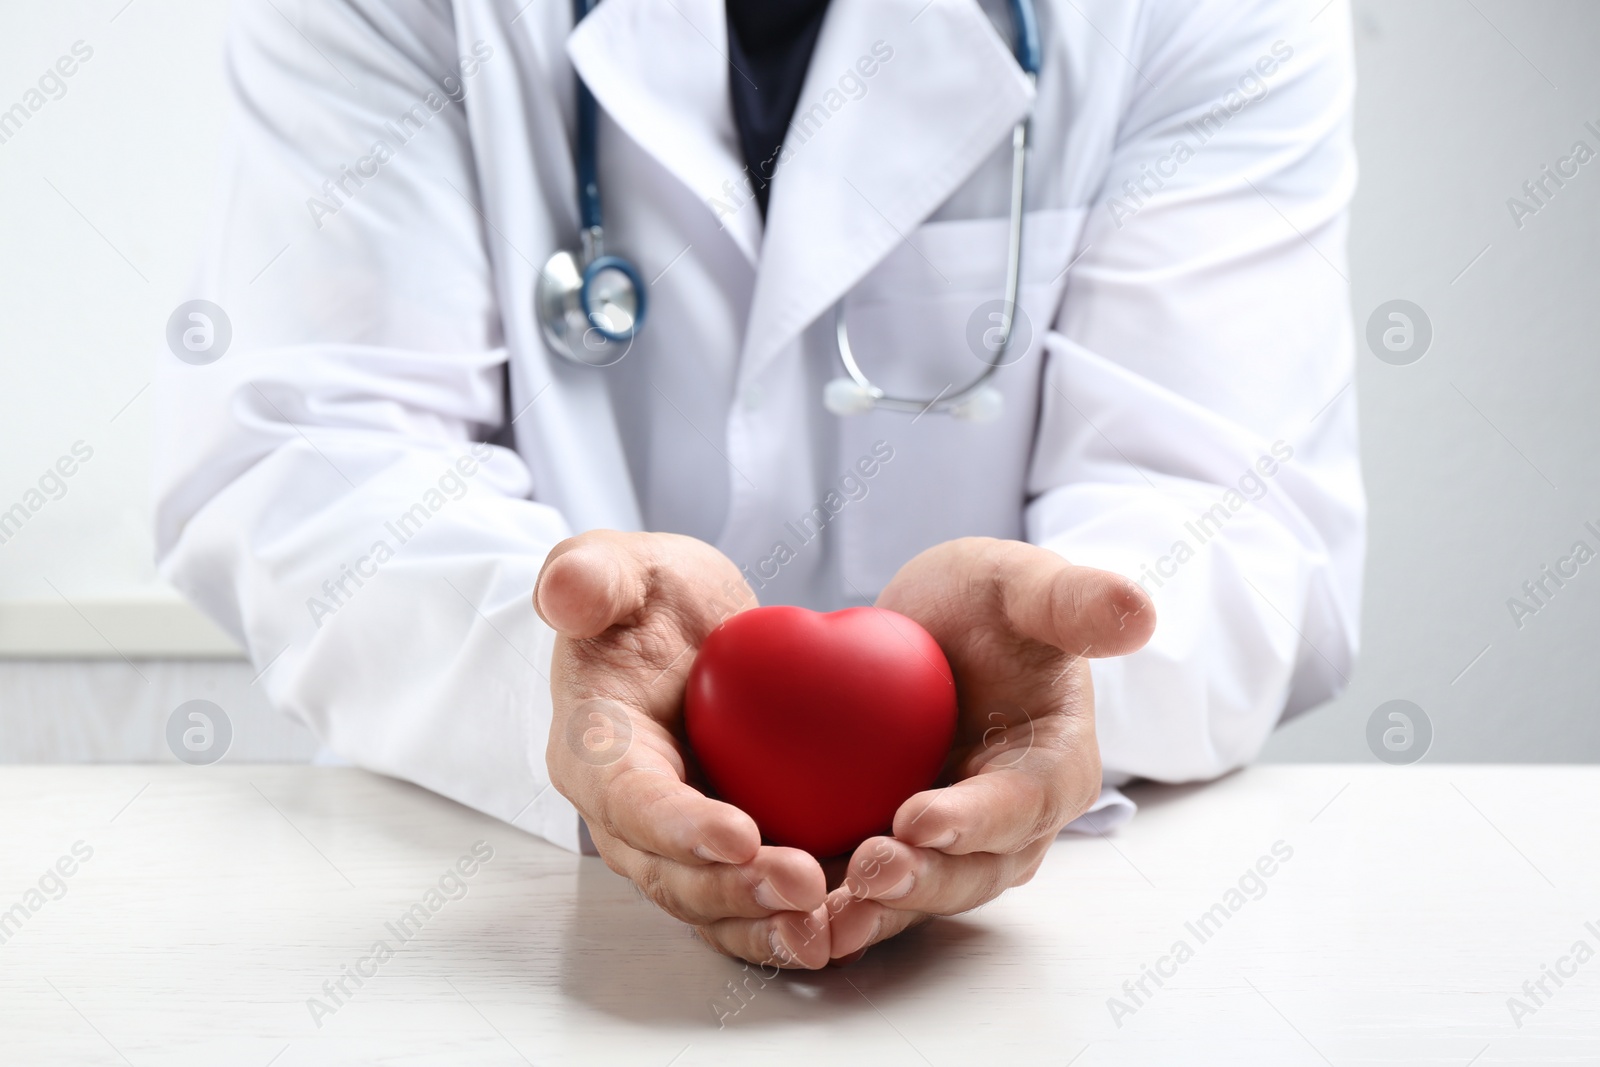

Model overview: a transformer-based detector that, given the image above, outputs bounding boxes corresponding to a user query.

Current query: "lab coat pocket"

[832,207,1087,600]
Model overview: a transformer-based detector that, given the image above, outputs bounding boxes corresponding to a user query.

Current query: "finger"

[845,836,1051,916]
[827,895,928,959]
[699,905,833,970]
[995,542,1155,657]
[595,835,827,925]
[547,700,763,865]
[892,755,1096,855]
[534,533,647,637]
[580,756,764,867]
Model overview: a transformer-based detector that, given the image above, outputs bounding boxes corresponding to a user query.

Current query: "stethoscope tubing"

[832,86,1033,415]
[548,0,1040,401]
[574,0,603,233]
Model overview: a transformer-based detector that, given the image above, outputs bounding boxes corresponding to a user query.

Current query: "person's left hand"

[825,537,1156,963]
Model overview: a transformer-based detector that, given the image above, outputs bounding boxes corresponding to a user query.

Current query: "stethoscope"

[537,0,650,367]
[538,0,1041,422]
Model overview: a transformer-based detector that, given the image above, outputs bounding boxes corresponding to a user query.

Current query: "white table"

[1,765,1596,1065]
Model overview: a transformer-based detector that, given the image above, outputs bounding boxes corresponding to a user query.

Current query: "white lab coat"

[153,0,1363,851]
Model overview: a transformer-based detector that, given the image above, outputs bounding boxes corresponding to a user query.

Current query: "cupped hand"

[826,537,1155,962]
[536,530,832,968]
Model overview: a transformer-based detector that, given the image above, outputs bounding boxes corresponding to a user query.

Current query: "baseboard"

[0,599,245,658]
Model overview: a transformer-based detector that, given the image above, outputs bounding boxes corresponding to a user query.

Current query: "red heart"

[685,605,958,858]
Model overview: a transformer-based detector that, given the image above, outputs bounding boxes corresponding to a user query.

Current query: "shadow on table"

[559,857,1011,1028]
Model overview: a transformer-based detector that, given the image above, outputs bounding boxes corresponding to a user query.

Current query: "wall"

[0,0,237,651]
[1261,0,1600,762]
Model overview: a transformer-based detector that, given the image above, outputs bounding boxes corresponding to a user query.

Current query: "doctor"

[154,0,1363,969]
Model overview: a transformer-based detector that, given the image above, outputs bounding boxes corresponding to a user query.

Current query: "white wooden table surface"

[1,765,1596,1065]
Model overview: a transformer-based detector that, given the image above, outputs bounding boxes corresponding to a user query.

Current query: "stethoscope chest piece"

[537,244,646,367]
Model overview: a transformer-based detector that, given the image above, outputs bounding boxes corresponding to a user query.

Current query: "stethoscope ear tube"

[826,108,1029,424]
[824,0,1039,422]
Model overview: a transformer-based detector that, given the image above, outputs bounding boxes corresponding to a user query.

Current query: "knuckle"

[995,785,1061,851]
[633,860,683,918]
[694,925,739,960]
[593,796,629,845]
[973,863,1008,907]
[1029,797,1069,842]
[597,766,669,843]
[1012,847,1048,888]
[599,847,630,880]
[1056,775,1099,829]
[545,757,578,802]
[878,910,926,945]
[935,868,1003,916]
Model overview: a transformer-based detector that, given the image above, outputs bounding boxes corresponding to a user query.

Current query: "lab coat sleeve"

[1027,0,1365,782]
[151,0,581,850]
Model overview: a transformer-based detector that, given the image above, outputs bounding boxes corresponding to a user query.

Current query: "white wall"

[0,0,237,654]
[2,0,1597,763]
[1261,0,1600,763]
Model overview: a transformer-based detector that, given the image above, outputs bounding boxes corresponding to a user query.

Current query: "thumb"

[534,534,649,638]
[998,544,1155,658]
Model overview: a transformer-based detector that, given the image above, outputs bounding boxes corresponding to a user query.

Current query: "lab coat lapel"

[739,0,1035,384]
[566,0,761,263]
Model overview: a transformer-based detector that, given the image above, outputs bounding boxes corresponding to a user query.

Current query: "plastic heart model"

[684,605,958,858]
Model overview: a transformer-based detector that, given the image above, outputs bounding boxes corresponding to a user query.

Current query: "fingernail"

[755,879,799,912]
[877,871,915,900]
[919,829,957,850]
[693,843,732,863]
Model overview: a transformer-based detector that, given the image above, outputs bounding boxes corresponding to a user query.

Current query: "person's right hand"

[535,530,832,968]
